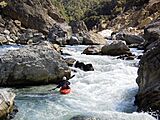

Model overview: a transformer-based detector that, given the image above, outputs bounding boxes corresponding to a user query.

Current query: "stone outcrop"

[47,24,68,45]
[101,40,131,56]
[2,0,66,34]
[82,31,107,45]
[69,20,88,34]
[143,18,160,50]
[135,41,160,113]
[0,89,15,119]
[0,41,71,86]
[115,32,145,45]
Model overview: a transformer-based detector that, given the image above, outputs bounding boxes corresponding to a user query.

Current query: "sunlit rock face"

[2,0,66,34]
[0,89,15,119]
[0,42,71,86]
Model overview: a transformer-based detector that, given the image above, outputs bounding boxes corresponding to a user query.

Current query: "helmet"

[62,76,67,80]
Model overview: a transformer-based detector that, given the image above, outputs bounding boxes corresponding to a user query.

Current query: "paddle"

[48,75,75,91]
[48,87,57,91]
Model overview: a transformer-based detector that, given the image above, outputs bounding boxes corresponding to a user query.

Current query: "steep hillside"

[52,0,160,31]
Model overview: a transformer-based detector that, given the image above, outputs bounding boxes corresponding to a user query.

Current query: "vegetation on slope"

[52,0,158,30]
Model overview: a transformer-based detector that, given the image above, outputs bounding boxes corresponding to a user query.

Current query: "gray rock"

[69,20,88,34]
[2,0,66,34]
[3,30,10,35]
[101,40,131,56]
[143,19,160,50]
[0,34,8,44]
[0,41,71,86]
[64,58,76,66]
[115,32,145,45]
[82,45,102,55]
[68,35,81,45]
[70,115,101,120]
[83,32,107,45]
[0,89,15,119]
[47,24,67,45]
[135,41,160,113]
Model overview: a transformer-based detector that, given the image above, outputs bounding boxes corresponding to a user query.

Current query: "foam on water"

[0,45,21,55]
[10,45,155,120]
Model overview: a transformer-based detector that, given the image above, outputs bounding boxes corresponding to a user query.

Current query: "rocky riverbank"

[0,0,160,119]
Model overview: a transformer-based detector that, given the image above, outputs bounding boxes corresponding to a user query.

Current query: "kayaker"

[56,76,71,90]
[50,75,75,91]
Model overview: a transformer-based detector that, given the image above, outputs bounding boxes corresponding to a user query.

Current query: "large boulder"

[0,41,71,86]
[101,40,131,56]
[143,18,160,50]
[115,32,145,45]
[0,89,15,119]
[82,31,107,45]
[82,45,103,55]
[2,0,66,34]
[135,41,160,114]
[74,61,94,71]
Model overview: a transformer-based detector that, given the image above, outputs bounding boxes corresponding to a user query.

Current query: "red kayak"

[60,88,71,94]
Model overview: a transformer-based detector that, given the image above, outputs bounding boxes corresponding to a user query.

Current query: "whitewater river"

[0,45,156,120]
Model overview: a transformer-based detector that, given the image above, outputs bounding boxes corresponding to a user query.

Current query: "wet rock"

[101,40,131,56]
[135,41,160,113]
[64,58,76,66]
[117,54,135,60]
[82,31,107,45]
[82,45,103,55]
[75,61,94,71]
[2,0,65,34]
[68,35,81,45]
[70,115,101,120]
[0,89,15,119]
[0,41,71,86]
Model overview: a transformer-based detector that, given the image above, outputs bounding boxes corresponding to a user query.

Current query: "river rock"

[70,115,101,120]
[0,89,15,119]
[82,45,103,55]
[17,29,45,45]
[64,58,76,67]
[82,31,107,45]
[135,41,160,113]
[74,61,94,71]
[47,24,68,45]
[0,41,71,86]
[2,0,66,34]
[115,32,145,45]
[101,40,131,56]
[68,35,81,45]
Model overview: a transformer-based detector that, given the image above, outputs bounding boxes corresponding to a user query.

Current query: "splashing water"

[0,45,155,120]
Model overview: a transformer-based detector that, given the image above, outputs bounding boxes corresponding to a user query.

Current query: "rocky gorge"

[0,0,160,119]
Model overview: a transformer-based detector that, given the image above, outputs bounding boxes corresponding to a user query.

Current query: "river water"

[0,45,156,120]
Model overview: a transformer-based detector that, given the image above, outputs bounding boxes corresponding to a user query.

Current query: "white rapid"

[0,45,155,120]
